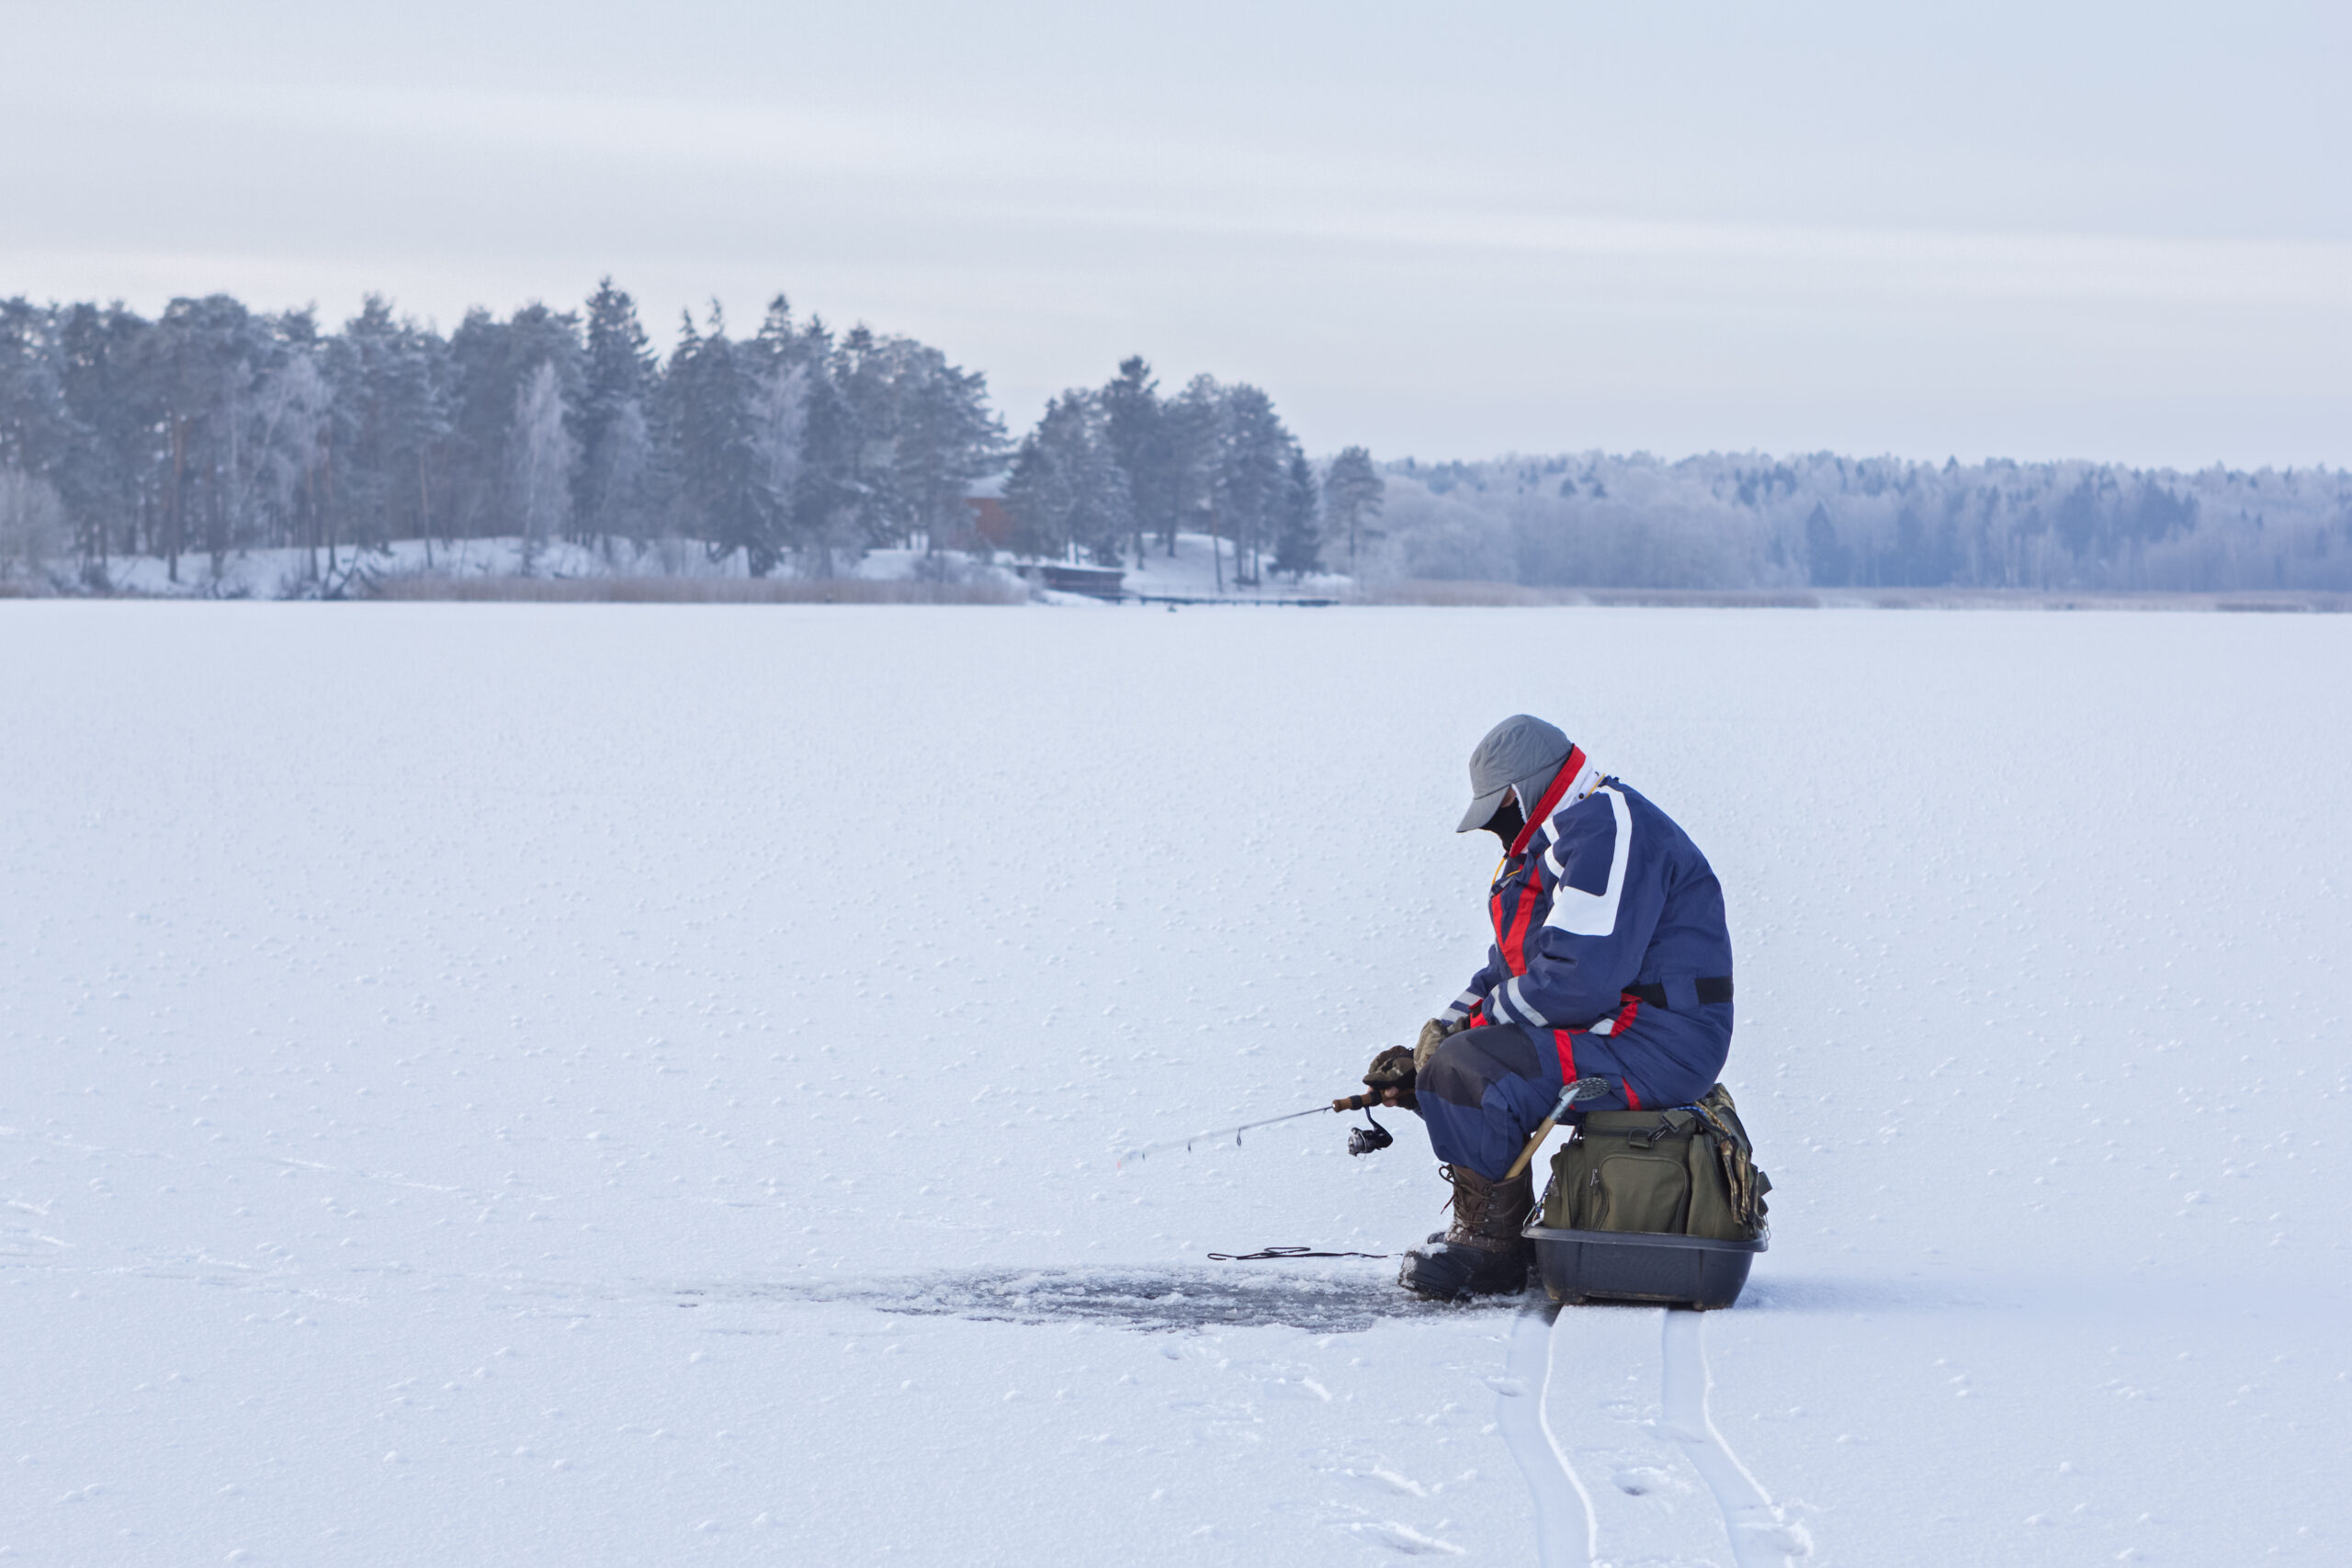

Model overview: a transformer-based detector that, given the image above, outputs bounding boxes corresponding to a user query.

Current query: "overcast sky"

[6,1,2346,468]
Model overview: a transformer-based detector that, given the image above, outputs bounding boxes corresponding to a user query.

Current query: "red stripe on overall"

[1490,745,1587,977]
[1508,746,1585,860]
[1550,993,1645,1106]
[1498,862,1541,976]
[1470,746,1590,1032]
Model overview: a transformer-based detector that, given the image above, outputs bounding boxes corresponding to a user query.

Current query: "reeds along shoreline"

[363,575,1025,605]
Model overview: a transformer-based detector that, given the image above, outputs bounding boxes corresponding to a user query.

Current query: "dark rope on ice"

[1205,1245,1392,1261]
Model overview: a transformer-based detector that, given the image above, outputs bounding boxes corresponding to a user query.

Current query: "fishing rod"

[1115,1074,1614,1172]
[1114,1089,1396,1169]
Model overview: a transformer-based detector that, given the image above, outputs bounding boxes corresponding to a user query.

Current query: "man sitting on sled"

[1365,714,1736,1299]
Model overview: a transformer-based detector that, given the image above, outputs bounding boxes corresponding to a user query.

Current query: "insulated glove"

[1412,1016,1457,1073]
[1363,1045,1419,1108]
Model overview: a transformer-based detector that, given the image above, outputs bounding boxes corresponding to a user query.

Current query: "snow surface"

[2,603,2346,1565]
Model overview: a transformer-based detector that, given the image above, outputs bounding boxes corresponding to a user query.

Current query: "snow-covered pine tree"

[1165,375,1225,573]
[144,295,270,582]
[328,298,451,570]
[1100,355,1173,568]
[577,279,656,556]
[0,300,76,563]
[1272,447,1321,580]
[666,306,780,575]
[1212,383,1292,587]
[1320,446,1384,577]
[53,300,156,571]
[750,300,861,578]
[889,343,1005,555]
[831,324,899,547]
[1003,391,1131,566]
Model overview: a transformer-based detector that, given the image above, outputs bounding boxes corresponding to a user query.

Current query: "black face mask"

[1481,794,1526,847]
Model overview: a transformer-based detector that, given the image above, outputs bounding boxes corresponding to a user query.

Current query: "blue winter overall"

[1417,752,1736,1180]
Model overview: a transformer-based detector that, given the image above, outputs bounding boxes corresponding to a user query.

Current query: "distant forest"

[3,284,2346,594]
[0,285,1348,593]
[0,284,1006,588]
[1372,452,2352,593]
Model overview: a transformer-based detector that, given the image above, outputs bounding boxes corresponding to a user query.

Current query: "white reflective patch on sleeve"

[1486,987,1515,1024]
[1504,976,1550,1028]
[1543,786,1633,938]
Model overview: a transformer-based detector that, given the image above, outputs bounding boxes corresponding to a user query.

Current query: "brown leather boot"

[1397,1163,1535,1300]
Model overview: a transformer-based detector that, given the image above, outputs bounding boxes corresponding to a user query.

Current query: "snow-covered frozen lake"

[4,603,2346,1565]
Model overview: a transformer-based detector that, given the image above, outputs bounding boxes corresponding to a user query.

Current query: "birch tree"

[511,361,577,574]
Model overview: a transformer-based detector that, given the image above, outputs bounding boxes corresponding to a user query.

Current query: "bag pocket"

[1579,1147,1692,1234]
[1690,1084,1771,1239]
[1682,1129,1745,1240]
[1542,1136,1591,1228]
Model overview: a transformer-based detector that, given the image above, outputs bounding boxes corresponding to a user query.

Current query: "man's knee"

[1420,1023,1545,1111]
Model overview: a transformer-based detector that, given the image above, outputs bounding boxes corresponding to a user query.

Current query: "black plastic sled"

[1521,1222,1765,1311]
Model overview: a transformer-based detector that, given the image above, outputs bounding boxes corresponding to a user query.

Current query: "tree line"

[0,283,1007,587]
[0,284,1390,594]
[12,277,2340,596]
[1001,355,1383,589]
[1374,452,2352,593]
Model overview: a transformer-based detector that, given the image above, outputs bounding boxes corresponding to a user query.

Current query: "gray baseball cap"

[1456,714,1573,833]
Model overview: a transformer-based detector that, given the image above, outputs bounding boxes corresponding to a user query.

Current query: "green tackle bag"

[1538,1083,1771,1242]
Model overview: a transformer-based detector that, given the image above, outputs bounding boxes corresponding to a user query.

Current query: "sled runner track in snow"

[1658,1310,1811,1566]
[1498,1304,1597,1568]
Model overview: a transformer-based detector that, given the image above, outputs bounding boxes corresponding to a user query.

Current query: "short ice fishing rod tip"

[1114,1100,1344,1168]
